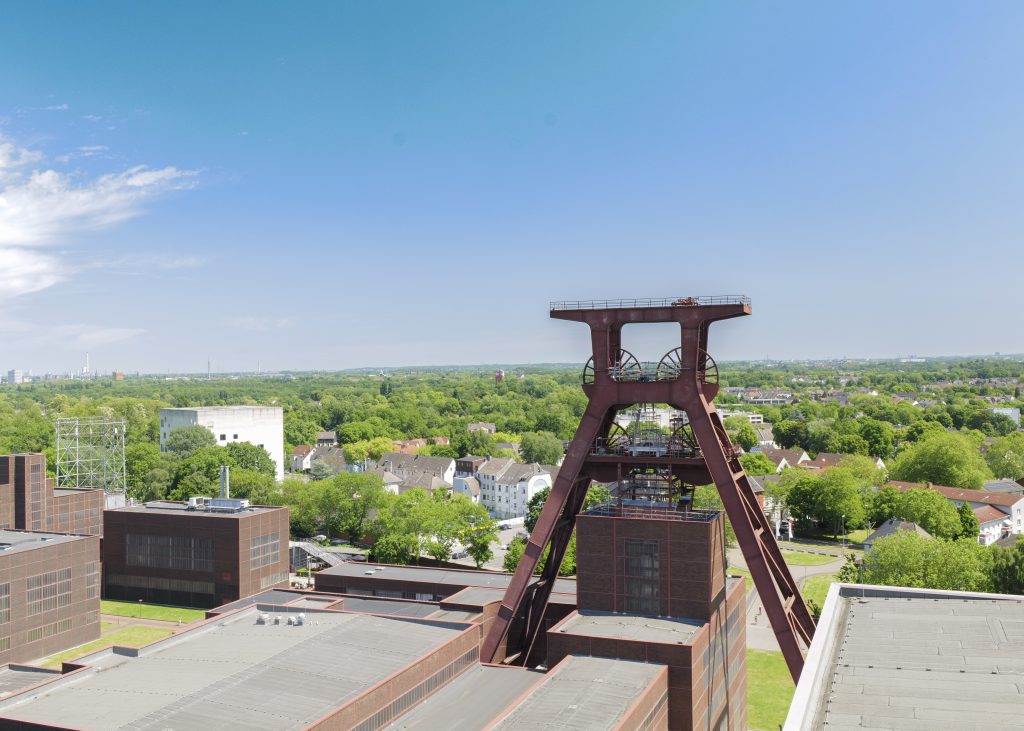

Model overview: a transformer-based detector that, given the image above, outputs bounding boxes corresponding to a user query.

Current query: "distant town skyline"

[2,2,1023,373]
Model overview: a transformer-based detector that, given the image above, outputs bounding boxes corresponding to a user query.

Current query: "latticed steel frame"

[480,297,815,681]
[55,417,127,495]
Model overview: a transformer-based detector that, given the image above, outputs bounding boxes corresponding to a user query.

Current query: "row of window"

[127,533,215,573]
[250,532,280,569]
[26,618,73,643]
[27,568,73,616]
[107,573,215,595]
[259,571,289,590]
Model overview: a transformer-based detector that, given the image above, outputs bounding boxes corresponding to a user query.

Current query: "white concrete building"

[160,406,285,481]
[468,458,552,520]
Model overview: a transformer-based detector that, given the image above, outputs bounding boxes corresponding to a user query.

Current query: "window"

[250,532,281,569]
[623,539,659,614]
[26,619,74,642]
[0,583,9,623]
[220,434,226,441]
[27,569,73,615]
[233,434,238,439]
[86,561,100,599]
[127,534,215,572]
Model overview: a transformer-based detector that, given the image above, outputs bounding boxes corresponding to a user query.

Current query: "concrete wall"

[160,407,285,481]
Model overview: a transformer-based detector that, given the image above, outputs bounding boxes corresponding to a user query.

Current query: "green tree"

[463,515,498,568]
[125,442,162,491]
[226,468,276,503]
[858,419,894,458]
[896,488,961,539]
[224,441,276,477]
[164,425,217,459]
[957,500,980,540]
[739,452,776,476]
[870,485,902,526]
[504,536,526,572]
[787,469,865,537]
[519,431,564,465]
[862,533,992,592]
[889,432,992,488]
[724,416,759,452]
[169,445,231,500]
[524,487,550,533]
[990,538,1024,594]
[985,432,1024,480]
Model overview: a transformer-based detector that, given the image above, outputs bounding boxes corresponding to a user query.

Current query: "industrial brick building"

[0,530,100,665]
[102,498,290,608]
[0,454,104,536]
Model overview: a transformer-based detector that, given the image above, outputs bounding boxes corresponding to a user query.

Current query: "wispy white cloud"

[0,319,144,349]
[44,103,69,111]
[226,316,291,332]
[0,133,198,300]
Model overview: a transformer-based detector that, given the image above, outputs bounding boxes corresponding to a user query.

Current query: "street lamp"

[841,514,846,550]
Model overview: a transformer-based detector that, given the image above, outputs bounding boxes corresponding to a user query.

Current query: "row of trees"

[845,531,1024,595]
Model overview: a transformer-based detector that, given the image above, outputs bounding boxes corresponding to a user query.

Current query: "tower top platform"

[550,295,750,311]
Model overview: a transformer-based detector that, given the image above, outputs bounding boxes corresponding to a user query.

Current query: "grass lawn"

[39,626,173,669]
[801,572,839,609]
[781,550,838,566]
[100,600,205,623]
[747,649,795,730]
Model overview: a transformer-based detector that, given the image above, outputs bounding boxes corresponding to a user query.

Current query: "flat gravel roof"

[319,563,577,596]
[384,665,543,730]
[799,588,1024,730]
[492,655,665,730]
[0,608,469,730]
[0,530,84,555]
[557,610,704,644]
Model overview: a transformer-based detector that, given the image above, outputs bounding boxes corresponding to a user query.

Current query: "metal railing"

[583,501,721,522]
[551,295,751,311]
[591,437,700,459]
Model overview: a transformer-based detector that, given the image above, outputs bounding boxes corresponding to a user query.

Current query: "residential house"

[371,467,402,495]
[378,453,456,487]
[291,445,314,472]
[748,474,792,540]
[803,452,886,471]
[468,422,497,434]
[863,518,932,551]
[316,431,337,447]
[310,446,346,475]
[990,407,1021,427]
[454,457,552,520]
[888,481,1024,545]
[751,447,810,472]
[974,505,1011,546]
[755,425,777,449]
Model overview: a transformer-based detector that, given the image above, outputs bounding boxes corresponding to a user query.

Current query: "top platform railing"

[550,295,751,311]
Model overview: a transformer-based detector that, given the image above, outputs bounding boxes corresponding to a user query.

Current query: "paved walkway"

[728,547,844,652]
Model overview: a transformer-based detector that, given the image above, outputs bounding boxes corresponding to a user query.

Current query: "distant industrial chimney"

[220,465,230,498]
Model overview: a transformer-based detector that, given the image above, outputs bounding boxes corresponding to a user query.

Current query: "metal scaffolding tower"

[55,417,127,495]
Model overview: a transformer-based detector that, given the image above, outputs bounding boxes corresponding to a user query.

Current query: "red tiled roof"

[973,505,1009,525]
[292,445,313,457]
[888,481,1024,509]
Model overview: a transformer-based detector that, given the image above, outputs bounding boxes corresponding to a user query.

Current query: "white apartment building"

[159,406,285,481]
[454,457,552,520]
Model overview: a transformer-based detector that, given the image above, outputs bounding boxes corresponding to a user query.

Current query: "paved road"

[727,547,844,651]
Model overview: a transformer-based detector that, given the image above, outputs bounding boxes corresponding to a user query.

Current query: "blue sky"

[1,2,1022,374]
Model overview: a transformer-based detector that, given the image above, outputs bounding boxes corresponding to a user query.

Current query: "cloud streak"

[0,134,197,300]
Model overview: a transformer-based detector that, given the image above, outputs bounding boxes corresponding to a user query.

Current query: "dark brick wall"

[0,534,101,665]
[102,506,289,608]
[576,510,726,620]
[0,454,104,537]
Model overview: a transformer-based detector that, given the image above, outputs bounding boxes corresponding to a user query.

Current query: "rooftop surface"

[444,586,575,607]
[318,563,578,596]
[0,667,59,699]
[0,530,84,556]
[556,610,704,644]
[384,665,543,730]
[491,655,665,730]
[112,500,286,518]
[787,585,1024,730]
[0,607,470,730]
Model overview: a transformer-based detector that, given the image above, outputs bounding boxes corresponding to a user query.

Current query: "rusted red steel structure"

[481,296,815,681]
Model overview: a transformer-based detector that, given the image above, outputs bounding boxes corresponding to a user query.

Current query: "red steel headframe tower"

[481,296,815,681]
